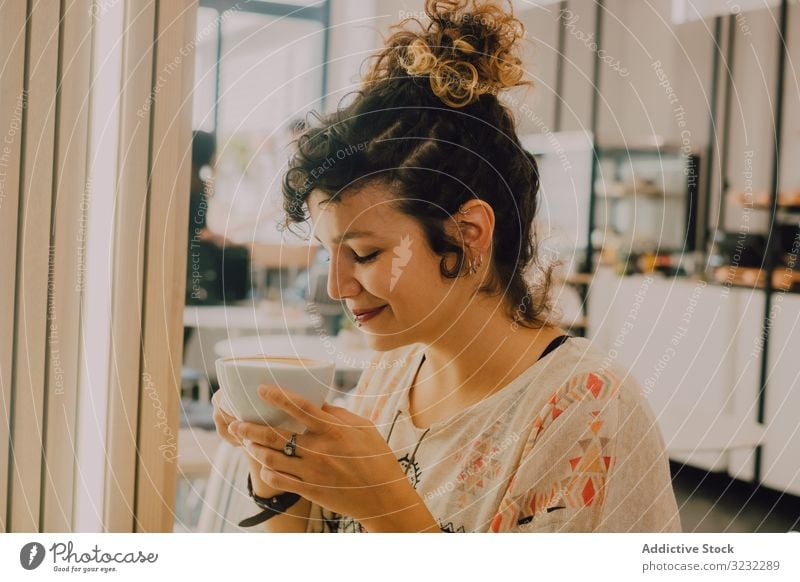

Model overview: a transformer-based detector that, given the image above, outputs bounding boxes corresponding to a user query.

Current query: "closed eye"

[322,249,381,264]
[353,250,380,264]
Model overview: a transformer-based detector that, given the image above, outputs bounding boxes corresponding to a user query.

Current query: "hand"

[212,389,287,498]
[211,390,243,448]
[228,385,439,532]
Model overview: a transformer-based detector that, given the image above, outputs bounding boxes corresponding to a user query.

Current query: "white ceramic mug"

[215,355,335,426]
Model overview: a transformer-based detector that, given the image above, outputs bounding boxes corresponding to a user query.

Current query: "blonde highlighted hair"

[365,0,530,108]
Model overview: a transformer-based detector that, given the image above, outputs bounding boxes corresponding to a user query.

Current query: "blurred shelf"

[723,192,800,249]
[712,266,800,292]
[595,179,685,199]
[596,144,693,157]
[728,190,800,211]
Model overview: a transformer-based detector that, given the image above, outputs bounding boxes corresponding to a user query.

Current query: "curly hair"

[282,0,554,328]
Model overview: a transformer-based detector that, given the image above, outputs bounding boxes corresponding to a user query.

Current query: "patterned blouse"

[304,337,682,533]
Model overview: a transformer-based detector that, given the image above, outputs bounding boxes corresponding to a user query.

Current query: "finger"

[217,406,236,423]
[320,402,368,425]
[213,410,241,446]
[259,467,310,496]
[219,426,241,447]
[246,441,306,474]
[218,429,240,448]
[259,385,337,434]
[212,390,235,417]
[231,421,298,452]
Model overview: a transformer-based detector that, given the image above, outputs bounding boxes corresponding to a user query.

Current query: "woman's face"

[308,185,474,351]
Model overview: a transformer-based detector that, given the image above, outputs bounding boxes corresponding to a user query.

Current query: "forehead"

[308,185,408,239]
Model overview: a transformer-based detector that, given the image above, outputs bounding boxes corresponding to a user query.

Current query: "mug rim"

[218,354,334,369]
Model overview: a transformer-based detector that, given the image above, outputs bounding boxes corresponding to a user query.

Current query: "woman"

[212,0,681,533]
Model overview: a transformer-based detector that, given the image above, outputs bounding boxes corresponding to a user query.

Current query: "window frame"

[197,0,330,133]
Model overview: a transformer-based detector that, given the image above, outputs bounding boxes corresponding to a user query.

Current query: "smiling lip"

[352,305,387,323]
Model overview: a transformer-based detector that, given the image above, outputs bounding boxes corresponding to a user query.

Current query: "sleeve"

[489,371,622,532]
[594,385,682,532]
[489,370,681,533]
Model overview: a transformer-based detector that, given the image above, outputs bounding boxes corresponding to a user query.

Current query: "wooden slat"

[0,0,28,533]
[136,0,197,532]
[103,0,157,533]
[9,0,60,532]
[41,0,93,532]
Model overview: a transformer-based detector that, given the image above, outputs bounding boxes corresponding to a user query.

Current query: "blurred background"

[174,0,800,533]
[1,0,798,533]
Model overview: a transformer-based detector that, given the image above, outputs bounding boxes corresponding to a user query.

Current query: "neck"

[417,296,564,398]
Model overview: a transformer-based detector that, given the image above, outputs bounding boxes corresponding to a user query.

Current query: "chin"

[362,332,413,353]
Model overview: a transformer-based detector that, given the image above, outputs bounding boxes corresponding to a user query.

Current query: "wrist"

[247,458,285,498]
[238,474,302,528]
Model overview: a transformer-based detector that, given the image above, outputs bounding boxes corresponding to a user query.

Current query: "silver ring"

[283,434,297,457]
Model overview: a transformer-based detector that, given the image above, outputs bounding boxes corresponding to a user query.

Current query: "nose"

[326,252,361,301]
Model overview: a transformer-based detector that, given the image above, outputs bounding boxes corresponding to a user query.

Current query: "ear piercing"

[467,253,483,275]
[457,207,482,274]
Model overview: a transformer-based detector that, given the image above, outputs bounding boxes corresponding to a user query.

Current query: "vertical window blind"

[1,0,196,533]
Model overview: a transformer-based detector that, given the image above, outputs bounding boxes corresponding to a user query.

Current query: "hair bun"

[366,0,528,108]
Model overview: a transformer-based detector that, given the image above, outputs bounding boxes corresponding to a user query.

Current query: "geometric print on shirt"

[489,371,620,532]
[452,417,516,510]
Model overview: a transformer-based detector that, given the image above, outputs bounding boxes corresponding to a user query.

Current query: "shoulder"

[494,340,670,531]
[526,337,645,449]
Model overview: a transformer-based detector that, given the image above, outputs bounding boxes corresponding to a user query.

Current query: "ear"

[451,200,494,255]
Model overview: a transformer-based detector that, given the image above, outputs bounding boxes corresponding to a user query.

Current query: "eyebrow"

[312,230,377,244]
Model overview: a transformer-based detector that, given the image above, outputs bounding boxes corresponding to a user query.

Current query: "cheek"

[357,259,395,296]
[385,256,449,309]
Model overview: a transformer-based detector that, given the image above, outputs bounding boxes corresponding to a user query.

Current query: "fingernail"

[228,422,239,434]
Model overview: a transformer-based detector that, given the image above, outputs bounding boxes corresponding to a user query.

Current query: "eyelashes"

[353,250,381,264]
[324,250,381,264]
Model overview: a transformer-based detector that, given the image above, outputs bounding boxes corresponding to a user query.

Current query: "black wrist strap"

[238,474,302,528]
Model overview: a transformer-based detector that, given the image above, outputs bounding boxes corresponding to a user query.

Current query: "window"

[194,1,328,243]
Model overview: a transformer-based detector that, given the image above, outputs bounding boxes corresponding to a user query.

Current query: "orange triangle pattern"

[587,373,604,398]
[529,371,620,447]
[492,370,622,530]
